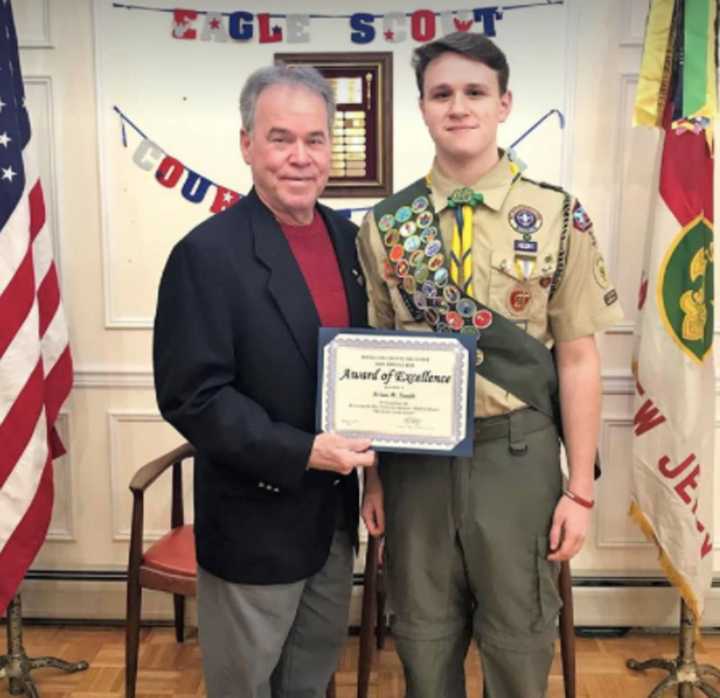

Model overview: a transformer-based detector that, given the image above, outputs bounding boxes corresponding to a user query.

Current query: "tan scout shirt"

[356,153,624,417]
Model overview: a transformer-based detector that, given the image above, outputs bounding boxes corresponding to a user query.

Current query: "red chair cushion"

[142,524,196,577]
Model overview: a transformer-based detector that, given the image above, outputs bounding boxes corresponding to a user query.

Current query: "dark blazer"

[153,189,366,584]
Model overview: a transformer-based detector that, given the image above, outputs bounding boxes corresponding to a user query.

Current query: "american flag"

[0,0,72,613]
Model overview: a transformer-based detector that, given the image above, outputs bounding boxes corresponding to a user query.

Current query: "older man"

[153,65,375,698]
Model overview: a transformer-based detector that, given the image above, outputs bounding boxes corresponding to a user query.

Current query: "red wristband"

[563,488,594,509]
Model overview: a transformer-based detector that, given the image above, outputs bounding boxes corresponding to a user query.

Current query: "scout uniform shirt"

[356,152,624,418]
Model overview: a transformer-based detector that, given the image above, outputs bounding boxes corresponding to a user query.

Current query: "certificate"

[317,329,476,456]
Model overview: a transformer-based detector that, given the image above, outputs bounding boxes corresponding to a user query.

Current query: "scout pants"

[381,408,563,698]
[197,528,353,698]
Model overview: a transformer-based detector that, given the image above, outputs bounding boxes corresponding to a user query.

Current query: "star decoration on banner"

[272,25,282,35]
[384,29,395,40]
[2,164,16,181]
[0,97,5,112]
[0,131,10,147]
[210,18,221,29]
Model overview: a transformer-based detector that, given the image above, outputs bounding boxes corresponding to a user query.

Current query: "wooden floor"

[3,625,720,697]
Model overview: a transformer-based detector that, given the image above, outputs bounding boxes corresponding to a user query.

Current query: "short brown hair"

[412,32,510,97]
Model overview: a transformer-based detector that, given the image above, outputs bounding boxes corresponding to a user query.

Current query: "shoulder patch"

[572,200,593,232]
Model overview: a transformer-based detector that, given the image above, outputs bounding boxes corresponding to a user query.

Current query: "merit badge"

[604,289,618,306]
[473,309,493,329]
[395,206,413,224]
[457,298,477,317]
[428,254,445,271]
[403,276,417,294]
[507,285,532,315]
[421,281,437,298]
[421,226,438,242]
[446,311,464,330]
[389,244,404,262]
[414,266,430,284]
[593,256,609,289]
[384,229,400,246]
[443,286,461,304]
[513,239,539,255]
[539,276,552,289]
[425,239,442,257]
[417,211,434,229]
[461,326,480,338]
[413,291,428,309]
[378,214,395,232]
[434,268,449,286]
[509,205,543,235]
[396,259,410,277]
[399,221,417,238]
[424,308,439,326]
[572,200,592,232]
[404,235,421,253]
[409,250,425,267]
[411,195,430,213]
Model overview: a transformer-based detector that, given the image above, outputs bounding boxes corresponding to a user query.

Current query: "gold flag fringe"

[629,500,702,626]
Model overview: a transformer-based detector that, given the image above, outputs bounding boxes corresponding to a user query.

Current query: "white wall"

[15,0,720,625]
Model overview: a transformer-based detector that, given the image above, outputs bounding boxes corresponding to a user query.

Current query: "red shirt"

[281,211,350,327]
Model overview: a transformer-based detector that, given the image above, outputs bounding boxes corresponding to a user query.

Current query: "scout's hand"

[547,494,591,561]
[362,468,385,536]
[308,432,377,475]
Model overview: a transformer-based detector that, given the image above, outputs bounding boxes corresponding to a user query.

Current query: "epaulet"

[519,176,568,195]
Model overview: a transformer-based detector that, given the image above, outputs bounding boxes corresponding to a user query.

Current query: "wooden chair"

[125,443,380,698]
[372,555,576,698]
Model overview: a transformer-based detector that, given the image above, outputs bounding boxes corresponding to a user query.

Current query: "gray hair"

[240,64,335,134]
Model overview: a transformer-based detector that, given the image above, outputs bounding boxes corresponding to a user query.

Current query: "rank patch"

[509,205,543,235]
[593,256,610,289]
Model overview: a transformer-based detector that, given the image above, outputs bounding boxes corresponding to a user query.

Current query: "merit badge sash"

[373,178,560,425]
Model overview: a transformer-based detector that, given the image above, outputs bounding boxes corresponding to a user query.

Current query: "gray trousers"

[197,528,353,698]
[381,408,563,698]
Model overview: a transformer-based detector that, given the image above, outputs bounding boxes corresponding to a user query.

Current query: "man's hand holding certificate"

[317,329,475,456]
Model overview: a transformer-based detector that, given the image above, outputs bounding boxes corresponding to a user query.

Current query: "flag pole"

[626,600,720,697]
[0,594,88,696]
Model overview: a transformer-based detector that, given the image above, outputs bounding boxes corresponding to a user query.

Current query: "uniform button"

[333,479,340,486]
[258,481,265,488]
[273,487,280,493]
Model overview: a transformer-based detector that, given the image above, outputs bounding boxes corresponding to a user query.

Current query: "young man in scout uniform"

[357,32,623,698]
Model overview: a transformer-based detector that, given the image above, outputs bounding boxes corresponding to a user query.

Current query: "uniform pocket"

[532,535,563,632]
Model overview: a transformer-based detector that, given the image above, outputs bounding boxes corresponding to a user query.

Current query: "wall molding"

[47,410,76,542]
[17,0,52,49]
[107,410,169,542]
[619,0,648,47]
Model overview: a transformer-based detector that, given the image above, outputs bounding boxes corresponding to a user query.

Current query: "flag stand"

[626,600,720,697]
[0,594,88,697]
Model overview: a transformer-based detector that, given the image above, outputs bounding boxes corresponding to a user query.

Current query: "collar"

[428,150,516,214]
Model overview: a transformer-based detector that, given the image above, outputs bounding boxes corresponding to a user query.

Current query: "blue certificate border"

[316,328,476,457]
